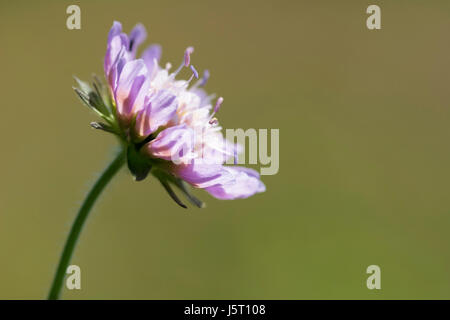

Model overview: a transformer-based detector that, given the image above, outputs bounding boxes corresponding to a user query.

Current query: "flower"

[75,21,265,207]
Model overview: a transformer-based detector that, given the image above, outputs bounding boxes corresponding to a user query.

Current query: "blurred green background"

[1,0,450,299]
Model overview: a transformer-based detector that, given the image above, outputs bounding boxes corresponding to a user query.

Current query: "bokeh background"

[1,0,450,299]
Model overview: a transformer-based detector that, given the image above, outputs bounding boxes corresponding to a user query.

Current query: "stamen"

[199,69,210,87]
[192,69,210,89]
[173,62,184,77]
[172,46,195,78]
[214,97,224,113]
[209,117,218,125]
[165,62,172,70]
[184,46,194,67]
[207,97,224,124]
[187,65,199,83]
[190,65,199,79]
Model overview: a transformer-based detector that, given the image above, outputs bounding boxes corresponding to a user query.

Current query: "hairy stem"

[48,150,125,299]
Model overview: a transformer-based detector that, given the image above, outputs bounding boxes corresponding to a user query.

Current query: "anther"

[207,97,224,123]
[173,46,195,78]
[187,65,199,83]
[184,46,194,67]
[214,97,223,113]
[190,65,199,79]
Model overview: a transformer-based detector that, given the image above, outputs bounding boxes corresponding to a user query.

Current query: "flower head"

[74,21,265,207]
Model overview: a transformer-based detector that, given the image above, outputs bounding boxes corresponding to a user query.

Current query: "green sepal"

[90,122,116,134]
[156,177,187,209]
[73,76,113,120]
[152,168,205,208]
[92,74,114,116]
[73,76,92,95]
[126,144,152,181]
[175,179,205,208]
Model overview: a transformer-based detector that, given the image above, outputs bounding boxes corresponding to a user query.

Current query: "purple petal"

[104,35,127,89]
[114,59,149,124]
[104,22,128,80]
[107,21,122,44]
[105,22,147,82]
[146,124,194,162]
[172,162,235,188]
[128,23,147,55]
[228,166,261,178]
[141,44,162,75]
[134,90,177,137]
[204,166,266,200]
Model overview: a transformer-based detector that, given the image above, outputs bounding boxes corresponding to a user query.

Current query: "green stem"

[48,150,126,300]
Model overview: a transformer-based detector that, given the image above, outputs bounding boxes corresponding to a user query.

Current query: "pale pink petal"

[146,124,194,162]
[204,166,266,200]
[114,59,150,124]
[172,161,235,189]
[134,90,177,137]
